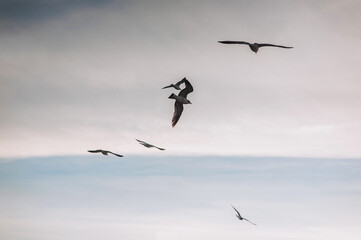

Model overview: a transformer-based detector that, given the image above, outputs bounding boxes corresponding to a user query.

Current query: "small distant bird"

[218,40,293,53]
[136,139,165,151]
[87,149,123,157]
[231,205,256,225]
[162,77,187,90]
[168,78,193,127]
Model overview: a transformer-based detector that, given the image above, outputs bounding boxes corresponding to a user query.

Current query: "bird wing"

[218,41,250,45]
[88,149,102,153]
[243,218,257,225]
[178,79,193,98]
[108,151,123,157]
[136,139,153,148]
[163,78,187,90]
[136,139,147,145]
[231,205,242,219]
[155,146,165,151]
[174,77,187,88]
[162,84,173,89]
[172,101,184,127]
[258,43,293,49]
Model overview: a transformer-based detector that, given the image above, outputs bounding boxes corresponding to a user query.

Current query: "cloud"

[1,0,361,158]
[0,0,119,23]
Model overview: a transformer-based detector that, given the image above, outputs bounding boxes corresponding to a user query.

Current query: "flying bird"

[136,139,165,151]
[218,40,293,53]
[162,77,187,90]
[168,78,193,127]
[87,149,123,157]
[231,205,257,225]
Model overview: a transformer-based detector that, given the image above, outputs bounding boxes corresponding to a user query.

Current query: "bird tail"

[168,93,177,99]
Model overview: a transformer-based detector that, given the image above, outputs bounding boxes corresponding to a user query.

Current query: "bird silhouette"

[87,149,123,157]
[168,78,193,127]
[162,77,187,90]
[231,205,256,225]
[136,139,165,151]
[218,40,293,53]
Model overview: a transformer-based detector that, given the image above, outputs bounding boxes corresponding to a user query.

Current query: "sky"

[1,156,361,240]
[1,0,361,158]
[1,0,361,239]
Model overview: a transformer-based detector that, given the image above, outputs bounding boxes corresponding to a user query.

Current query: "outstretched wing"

[243,218,257,225]
[231,205,242,219]
[108,151,123,157]
[178,79,193,98]
[174,77,187,88]
[136,139,153,148]
[136,139,147,145]
[218,41,250,45]
[162,84,173,89]
[172,101,184,127]
[163,78,187,90]
[155,146,165,151]
[88,149,102,153]
[258,43,293,49]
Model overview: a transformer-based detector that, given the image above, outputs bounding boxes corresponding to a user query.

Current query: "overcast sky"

[1,1,361,240]
[1,0,361,158]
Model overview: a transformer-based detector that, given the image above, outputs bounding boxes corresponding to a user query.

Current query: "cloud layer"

[1,0,361,158]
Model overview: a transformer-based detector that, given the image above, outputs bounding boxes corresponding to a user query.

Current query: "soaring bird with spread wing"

[231,205,257,225]
[136,139,165,151]
[168,77,193,127]
[87,149,123,157]
[218,40,293,53]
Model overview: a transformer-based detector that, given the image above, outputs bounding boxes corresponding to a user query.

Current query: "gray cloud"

[0,0,119,23]
[1,0,361,157]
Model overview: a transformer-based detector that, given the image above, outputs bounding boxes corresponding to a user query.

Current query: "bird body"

[168,93,191,104]
[218,40,293,53]
[249,43,260,53]
[168,78,193,127]
[100,150,108,155]
[231,205,256,225]
[141,143,152,148]
[136,139,165,151]
[87,149,123,157]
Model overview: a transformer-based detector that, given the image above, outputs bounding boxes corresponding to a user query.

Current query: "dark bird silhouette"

[162,77,187,90]
[218,40,293,53]
[231,205,256,225]
[168,78,193,127]
[87,149,123,157]
[136,139,165,151]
